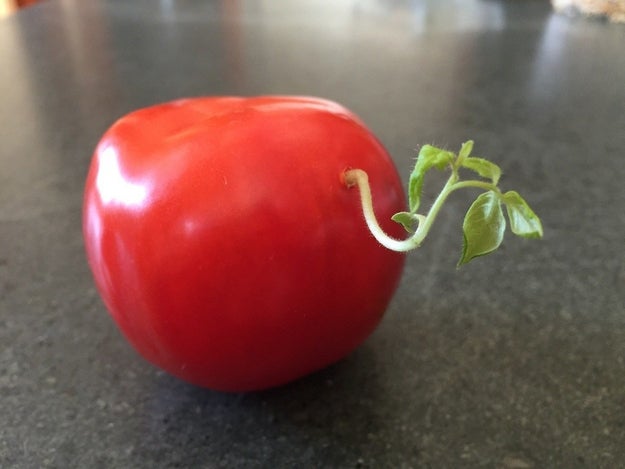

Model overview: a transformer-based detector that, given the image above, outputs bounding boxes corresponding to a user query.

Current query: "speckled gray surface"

[1,1,625,467]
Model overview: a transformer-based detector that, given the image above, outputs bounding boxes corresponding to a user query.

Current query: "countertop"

[2,1,625,467]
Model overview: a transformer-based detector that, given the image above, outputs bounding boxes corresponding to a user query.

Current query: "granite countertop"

[1,1,625,467]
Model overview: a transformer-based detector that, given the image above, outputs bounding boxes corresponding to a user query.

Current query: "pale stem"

[344,168,501,253]
[343,169,419,252]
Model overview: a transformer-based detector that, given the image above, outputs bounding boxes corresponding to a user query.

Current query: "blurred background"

[0,0,39,18]
[2,0,624,21]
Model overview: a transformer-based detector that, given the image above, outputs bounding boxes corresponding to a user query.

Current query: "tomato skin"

[83,96,406,391]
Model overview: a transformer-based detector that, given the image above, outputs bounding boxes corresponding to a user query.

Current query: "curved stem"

[344,169,419,252]
[344,169,505,253]
[344,142,543,262]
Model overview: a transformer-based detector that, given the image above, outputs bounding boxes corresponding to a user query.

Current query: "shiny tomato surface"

[83,96,406,391]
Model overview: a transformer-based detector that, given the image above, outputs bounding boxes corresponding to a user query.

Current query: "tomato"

[83,96,406,391]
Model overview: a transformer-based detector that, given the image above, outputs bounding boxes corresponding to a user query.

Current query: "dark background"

[1,1,624,467]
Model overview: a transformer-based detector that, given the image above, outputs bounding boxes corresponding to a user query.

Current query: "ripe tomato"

[83,96,406,391]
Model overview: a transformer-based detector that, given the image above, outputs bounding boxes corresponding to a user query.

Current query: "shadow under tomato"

[136,343,393,467]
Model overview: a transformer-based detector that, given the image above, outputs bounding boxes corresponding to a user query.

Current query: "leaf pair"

[390,141,543,265]
[458,190,542,266]
[406,141,501,211]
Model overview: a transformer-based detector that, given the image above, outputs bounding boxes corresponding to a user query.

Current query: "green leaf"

[391,212,417,233]
[408,145,455,213]
[458,191,506,266]
[502,191,543,238]
[456,140,474,166]
[461,157,501,184]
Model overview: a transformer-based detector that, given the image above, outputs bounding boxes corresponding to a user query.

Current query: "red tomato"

[83,96,406,391]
